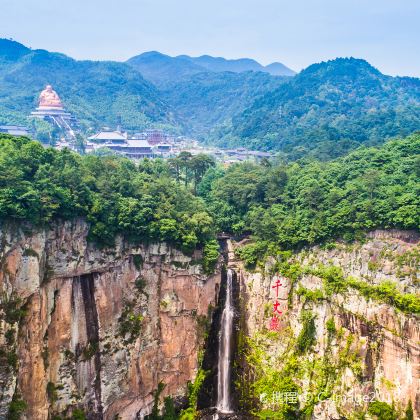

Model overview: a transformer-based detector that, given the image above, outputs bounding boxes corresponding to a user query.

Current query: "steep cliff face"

[0,220,220,419]
[233,230,419,419]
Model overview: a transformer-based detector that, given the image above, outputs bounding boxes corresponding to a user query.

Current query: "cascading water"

[216,268,234,413]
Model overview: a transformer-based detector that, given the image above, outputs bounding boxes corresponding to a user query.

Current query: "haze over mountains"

[0,38,419,159]
[127,51,296,85]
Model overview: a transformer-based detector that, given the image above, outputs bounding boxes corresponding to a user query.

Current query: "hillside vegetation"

[1,132,418,257]
[1,40,419,161]
[161,71,286,138]
[0,39,177,132]
[200,132,420,254]
[0,134,215,257]
[214,58,420,159]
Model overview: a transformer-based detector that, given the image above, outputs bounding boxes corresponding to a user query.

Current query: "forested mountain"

[126,51,206,85]
[0,39,177,131]
[214,58,420,159]
[1,39,419,160]
[127,51,295,85]
[160,71,287,137]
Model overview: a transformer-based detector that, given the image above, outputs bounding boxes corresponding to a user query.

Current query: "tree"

[189,154,215,193]
[177,151,193,187]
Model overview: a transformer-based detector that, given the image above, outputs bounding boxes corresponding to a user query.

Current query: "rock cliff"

[0,220,220,419]
[232,230,419,419]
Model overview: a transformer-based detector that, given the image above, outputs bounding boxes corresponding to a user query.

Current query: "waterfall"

[217,268,234,413]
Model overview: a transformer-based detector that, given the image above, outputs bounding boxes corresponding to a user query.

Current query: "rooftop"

[88,131,127,141]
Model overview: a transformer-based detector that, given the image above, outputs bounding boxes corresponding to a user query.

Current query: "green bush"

[235,241,268,269]
[46,382,58,403]
[7,394,27,420]
[202,239,219,274]
[368,401,397,420]
[296,286,324,302]
[296,311,316,354]
[71,409,87,420]
[326,318,336,336]
[405,400,414,420]
[118,302,144,343]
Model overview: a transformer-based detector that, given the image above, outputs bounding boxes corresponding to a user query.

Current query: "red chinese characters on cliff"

[269,274,287,331]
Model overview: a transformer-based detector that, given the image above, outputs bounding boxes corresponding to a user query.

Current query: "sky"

[1,0,420,76]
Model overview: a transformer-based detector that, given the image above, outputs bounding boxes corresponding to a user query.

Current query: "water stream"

[216,268,234,413]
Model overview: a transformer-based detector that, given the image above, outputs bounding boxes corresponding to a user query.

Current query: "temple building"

[0,125,30,137]
[88,130,127,144]
[106,139,155,158]
[30,85,77,138]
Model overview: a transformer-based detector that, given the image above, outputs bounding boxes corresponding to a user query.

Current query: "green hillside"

[0,39,177,132]
[161,71,287,138]
[214,58,420,159]
[201,132,420,251]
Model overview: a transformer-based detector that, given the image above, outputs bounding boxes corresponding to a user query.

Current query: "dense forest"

[215,58,420,158]
[201,132,419,263]
[1,132,418,265]
[0,134,221,271]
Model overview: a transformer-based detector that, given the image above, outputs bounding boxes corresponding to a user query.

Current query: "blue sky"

[2,0,419,76]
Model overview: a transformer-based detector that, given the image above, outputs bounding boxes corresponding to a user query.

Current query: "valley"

[0,18,419,419]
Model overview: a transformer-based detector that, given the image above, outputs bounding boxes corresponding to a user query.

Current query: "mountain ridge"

[127,50,295,85]
[215,57,420,157]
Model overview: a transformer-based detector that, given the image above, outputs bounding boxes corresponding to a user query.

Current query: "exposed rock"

[0,220,220,419]
[233,230,419,419]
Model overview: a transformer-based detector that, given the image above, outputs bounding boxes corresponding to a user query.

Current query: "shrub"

[118,302,143,343]
[71,409,87,420]
[1,293,26,324]
[202,240,219,274]
[133,255,143,270]
[326,318,336,336]
[368,401,397,420]
[235,241,268,269]
[7,394,27,420]
[82,341,98,360]
[296,311,316,354]
[296,287,324,302]
[46,382,58,403]
[405,400,414,420]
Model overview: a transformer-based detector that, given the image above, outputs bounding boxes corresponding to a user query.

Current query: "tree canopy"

[0,134,213,252]
[201,132,420,249]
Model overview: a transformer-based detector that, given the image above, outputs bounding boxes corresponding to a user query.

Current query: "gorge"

[0,133,419,419]
[1,221,418,419]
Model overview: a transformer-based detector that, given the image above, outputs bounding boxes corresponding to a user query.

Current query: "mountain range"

[127,51,295,85]
[0,38,419,159]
